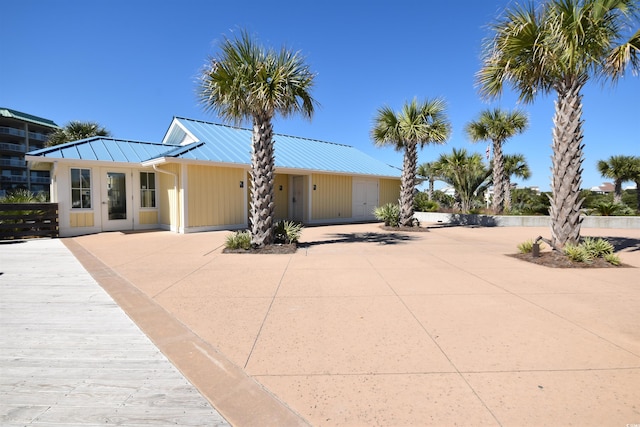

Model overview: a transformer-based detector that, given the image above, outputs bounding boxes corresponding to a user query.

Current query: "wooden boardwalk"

[0,239,229,426]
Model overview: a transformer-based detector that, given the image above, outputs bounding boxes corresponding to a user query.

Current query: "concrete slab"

[10,222,638,426]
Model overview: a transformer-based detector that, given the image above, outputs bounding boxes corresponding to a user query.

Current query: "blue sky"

[3,0,638,191]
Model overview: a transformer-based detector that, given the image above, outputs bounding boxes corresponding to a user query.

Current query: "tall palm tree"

[371,98,450,226]
[46,121,110,147]
[465,108,528,214]
[502,153,531,212]
[478,0,639,248]
[198,30,317,247]
[417,161,438,200]
[433,148,491,213]
[597,155,637,204]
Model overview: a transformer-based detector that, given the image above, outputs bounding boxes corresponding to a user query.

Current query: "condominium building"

[0,108,59,198]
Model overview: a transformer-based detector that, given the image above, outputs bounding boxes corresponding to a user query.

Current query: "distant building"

[590,182,615,195]
[0,108,59,197]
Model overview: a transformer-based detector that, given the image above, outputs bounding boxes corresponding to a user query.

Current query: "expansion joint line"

[244,256,293,369]
[367,258,504,426]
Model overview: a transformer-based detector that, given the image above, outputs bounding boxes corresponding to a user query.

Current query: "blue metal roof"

[172,117,401,177]
[26,118,401,178]
[27,138,169,163]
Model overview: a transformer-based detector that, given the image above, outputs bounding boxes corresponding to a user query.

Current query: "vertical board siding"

[187,165,245,227]
[274,174,289,220]
[157,164,180,227]
[69,212,94,227]
[379,178,401,205]
[139,210,158,225]
[311,174,352,220]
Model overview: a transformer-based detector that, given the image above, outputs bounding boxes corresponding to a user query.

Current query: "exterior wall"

[311,173,352,220]
[157,163,181,230]
[139,210,158,225]
[185,164,245,229]
[274,174,289,220]
[69,212,94,227]
[379,178,401,205]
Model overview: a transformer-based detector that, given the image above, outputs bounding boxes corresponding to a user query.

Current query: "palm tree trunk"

[399,142,417,226]
[613,179,623,204]
[503,178,512,212]
[549,77,585,248]
[492,140,505,214]
[250,115,276,247]
[428,178,434,201]
[636,179,640,213]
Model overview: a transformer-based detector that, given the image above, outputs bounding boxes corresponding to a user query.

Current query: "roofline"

[0,107,60,129]
[174,116,355,148]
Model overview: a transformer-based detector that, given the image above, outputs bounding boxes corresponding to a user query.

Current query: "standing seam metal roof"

[27,138,170,163]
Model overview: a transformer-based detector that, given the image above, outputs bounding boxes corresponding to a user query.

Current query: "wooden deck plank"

[0,239,229,426]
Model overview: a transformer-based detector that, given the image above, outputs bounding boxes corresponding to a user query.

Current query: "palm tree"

[417,161,438,200]
[198,30,317,247]
[46,121,110,147]
[502,153,531,212]
[371,98,450,226]
[597,155,636,204]
[478,0,639,248]
[632,156,640,213]
[465,108,528,214]
[433,148,491,213]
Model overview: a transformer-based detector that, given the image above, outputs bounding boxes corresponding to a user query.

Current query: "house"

[26,117,401,237]
[1,108,59,198]
[590,182,615,195]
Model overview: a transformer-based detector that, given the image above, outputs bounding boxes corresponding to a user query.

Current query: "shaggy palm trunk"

[428,179,434,201]
[503,178,512,212]
[250,115,276,247]
[613,180,623,204]
[491,140,505,214]
[549,77,585,248]
[399,142,417,226]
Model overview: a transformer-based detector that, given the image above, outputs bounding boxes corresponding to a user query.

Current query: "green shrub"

[589,201,626,216]
[0,189,47,203]
[581,237,614,258]
[374,203,400,227]
[603,253,621,266]
[274,220,303,244]
[413,192,439,212]
[563,243,593,263]
[225,230,251,250]
[517,239,545,254]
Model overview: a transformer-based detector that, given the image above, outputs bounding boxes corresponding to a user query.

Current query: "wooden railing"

[0,203,59,239]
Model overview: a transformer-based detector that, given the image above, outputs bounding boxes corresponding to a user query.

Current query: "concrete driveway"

[65,223,640,426]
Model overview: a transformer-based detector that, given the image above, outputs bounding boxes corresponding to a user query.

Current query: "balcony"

[29,131,49,142]
[0,126,26,138]
[0,159,26,167]
[0,142,26,153]
[0,175,28,183]
[29,176,51,184]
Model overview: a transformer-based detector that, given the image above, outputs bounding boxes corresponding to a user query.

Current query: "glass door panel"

[107,172,127,220]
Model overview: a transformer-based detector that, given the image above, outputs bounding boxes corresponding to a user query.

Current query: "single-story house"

[26,117,401,237]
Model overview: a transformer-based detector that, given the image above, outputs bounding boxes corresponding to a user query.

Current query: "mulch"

[222,243,297,254]
[508,251,631,268]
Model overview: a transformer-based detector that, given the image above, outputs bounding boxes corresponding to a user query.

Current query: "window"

[71,168,91,208]
[140,172,156,208]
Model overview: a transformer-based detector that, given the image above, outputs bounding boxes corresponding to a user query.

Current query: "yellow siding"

[311,174,352,220]
[379,178,401,205]
[187,165,245,227]
[69,212,94,227]
[139,211,158,225]
[157,164,181,227]
[274,174,289,220]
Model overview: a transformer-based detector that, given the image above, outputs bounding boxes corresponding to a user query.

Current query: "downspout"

[152,164,180,233]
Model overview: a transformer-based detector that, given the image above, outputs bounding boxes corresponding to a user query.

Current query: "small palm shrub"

[274,220,303,244]
[517,239,545,254]
[589,201,626,216]
[225,230,251,250]
[374,203,400,227]
[0,189,47,203]
[603,253,621,266]
[581,237,614,258]
[563,237,620,265]
[563,243,593,263]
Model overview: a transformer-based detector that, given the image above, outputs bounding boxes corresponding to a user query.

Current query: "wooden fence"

[0,203,59,239]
